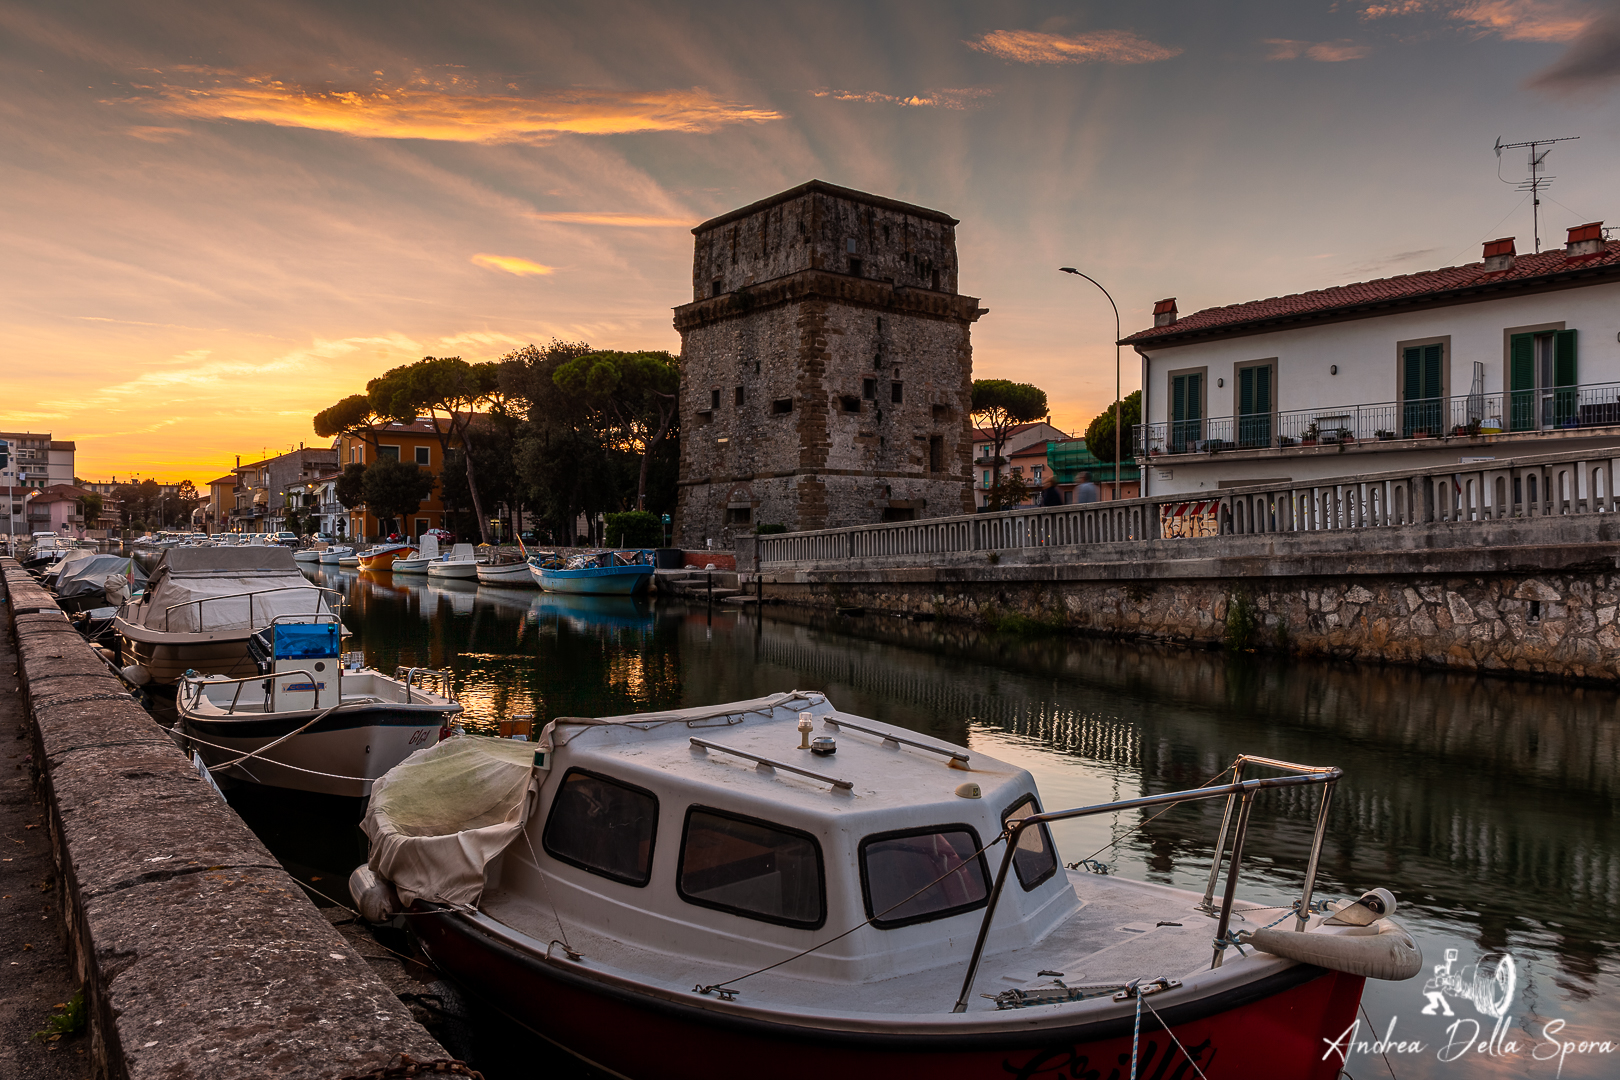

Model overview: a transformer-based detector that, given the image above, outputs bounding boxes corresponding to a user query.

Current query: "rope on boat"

[176,727,376,784]
[1129,986,1143,1080]
[1135,993,1212,1080]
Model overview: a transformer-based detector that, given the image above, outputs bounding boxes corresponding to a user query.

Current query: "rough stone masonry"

[673,180,986,548]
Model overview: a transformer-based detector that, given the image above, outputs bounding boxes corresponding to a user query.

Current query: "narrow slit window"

[891,382,904,404]
[863,378,876,400]
[710,388,721,410]
[734,386,745,407]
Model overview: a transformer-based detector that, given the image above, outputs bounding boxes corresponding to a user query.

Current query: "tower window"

[772,398,794,415]
[863,378,876,400]
[929,436,944,472]
[891,382,904,404]
[711,278,722,298]
[840,395,861,413]
[725,507,752,525]
[735,386,745,407]
[710,388,721,410]
[846,238,857,253]
[849,258,863,277]
[932,404,949,421]
[931,269,940,290]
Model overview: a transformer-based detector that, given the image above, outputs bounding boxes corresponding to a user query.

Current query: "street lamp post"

[1059,267,1124,502]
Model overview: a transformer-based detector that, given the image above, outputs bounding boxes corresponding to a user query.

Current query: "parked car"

[272,531,300,547]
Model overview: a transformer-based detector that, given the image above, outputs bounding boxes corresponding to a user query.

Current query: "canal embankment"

[1,557,451,1080]
[754,449,1620,681]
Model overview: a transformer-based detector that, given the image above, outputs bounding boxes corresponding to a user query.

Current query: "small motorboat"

[532,548,654,595]
[292,544,327,564]
[178,613,459,797]
[114,547,341,684]
[318,546,354,565]
[476,550,538,588]
[356,695,1418,1080]
[426,543,478,580]
[358,542,416,571]
[50,552,147,614]
[390,534,441,575]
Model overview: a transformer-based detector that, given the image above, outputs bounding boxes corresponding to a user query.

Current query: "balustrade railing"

[1135,381,1620,457]
[756,448,1620,567]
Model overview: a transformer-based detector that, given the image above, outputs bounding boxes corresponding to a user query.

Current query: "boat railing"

[181,666,324,715]
[395,666,454,703]
[951,760,1342,1013]
[161,585,344,632]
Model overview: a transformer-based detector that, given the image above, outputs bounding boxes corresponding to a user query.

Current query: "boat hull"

[317,550,351,565]
[391,557,431,574]
[358,545,414,570]
[181,706,445,797]
[118,631,257,683]
[535,564,653,595]
[476,562,537,587]
[414,907,1364,1080]
[427,561,479,579]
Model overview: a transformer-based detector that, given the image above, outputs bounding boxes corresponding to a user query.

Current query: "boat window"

[541,769,658,887]
[859,825,990,928]
[678,807,825,929]
[1002,795,1058,891]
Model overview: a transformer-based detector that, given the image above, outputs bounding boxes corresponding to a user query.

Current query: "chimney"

[1153,298,1178,327]
[1481,237,1516,273]
[1566,221,1604,257]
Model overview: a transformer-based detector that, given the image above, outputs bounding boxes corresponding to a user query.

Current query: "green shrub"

[604,511,664,548]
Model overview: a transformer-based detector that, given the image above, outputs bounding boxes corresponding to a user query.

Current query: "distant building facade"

[228,446,339,532]
[337,419,448,540]
[672,180,984,547]
[0,432,74,491]
[971,421,1067,509]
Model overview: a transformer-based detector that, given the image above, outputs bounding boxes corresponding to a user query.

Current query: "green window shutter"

[1403,347,1422,401]
[1238,368,1254,415]
[1172,375,1186,423]
[1509,334,1534,391]
[1187,373,1202,420]
[1554,329,1577,387]
[1422,343,1442,399]
[1255,364,1272,413]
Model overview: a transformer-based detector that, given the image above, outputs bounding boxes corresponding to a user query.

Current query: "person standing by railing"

[1074,472,1100,504]
[1038,476,1064,507]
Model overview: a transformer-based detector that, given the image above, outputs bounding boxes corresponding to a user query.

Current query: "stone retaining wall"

[1,558,446,1079]
[763,566,1620,682]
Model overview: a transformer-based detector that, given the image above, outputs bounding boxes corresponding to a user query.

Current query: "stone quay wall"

[757,515,1620,682]
[1,558,446,1079]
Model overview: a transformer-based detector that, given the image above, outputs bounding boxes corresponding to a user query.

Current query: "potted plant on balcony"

[1336,427,1354,444]
[1375,429,1395,441]
[1300,422,1320,446]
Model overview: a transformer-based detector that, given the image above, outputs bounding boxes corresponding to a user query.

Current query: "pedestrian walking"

[1074,471,1100,504]
[1039,475,1064,506]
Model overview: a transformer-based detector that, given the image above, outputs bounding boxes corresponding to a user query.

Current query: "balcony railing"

[1136,381,1620,457]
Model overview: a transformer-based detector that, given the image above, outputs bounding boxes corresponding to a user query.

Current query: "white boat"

[390,535,440,575]
[114,547,341,684]
[318,546,354,565]
[293,546,325,564]
[476,553,538,587]
[178,613,459,797]
[426,543,478,580]
[356,694,1418,1080]
[338,553,362,568]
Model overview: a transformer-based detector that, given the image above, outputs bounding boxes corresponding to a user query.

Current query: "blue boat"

[530,550,654,596]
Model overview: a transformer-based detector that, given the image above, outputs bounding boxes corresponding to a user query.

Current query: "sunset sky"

[3,0,1618,482]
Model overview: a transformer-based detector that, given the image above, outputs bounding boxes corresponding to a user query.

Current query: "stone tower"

[672,180,984,547]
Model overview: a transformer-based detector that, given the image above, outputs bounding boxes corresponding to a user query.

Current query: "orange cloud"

[1357,0,1593,42]
[525,211,692,226]
[1264,39,1373,60]
[967,29,1182,65]
[127,73,784,144]
[810,87,995,109]
[471,254,555,276]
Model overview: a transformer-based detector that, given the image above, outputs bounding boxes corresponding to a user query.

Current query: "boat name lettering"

[407,729,435,746]
[1004,1035,1215,1080]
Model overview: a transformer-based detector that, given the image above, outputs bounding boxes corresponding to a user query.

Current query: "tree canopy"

[552,350,679,511]
[361,457,437,534]
[970,379,1048,509]
[1083,390,1142,464]
[314,394,386,449]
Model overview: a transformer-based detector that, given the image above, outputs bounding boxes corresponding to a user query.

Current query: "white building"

[971,420,1069,508]
[1124,224,1620,497]
[0,432,75,491]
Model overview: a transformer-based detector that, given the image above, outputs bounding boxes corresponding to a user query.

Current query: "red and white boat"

[356,542,415,570]
[354,694,1420,1080]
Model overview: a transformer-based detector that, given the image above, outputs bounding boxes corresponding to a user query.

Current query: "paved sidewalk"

[0,604,84,1080]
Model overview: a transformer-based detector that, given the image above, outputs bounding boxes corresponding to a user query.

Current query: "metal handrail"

[395,666,454,704]
[181,667,322,714]
[689,737,854,791]
[824,714,970,764]
[951,766,1342,1013]
[161,584,343,631]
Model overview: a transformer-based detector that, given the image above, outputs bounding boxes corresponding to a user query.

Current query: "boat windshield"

[860,825,991,928]
[1002,795,1059,891]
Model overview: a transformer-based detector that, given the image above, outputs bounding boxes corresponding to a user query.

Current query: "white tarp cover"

[363,736,540,907]
[47,548,98,581]
[130,546,330,633]
[56,554,146,598]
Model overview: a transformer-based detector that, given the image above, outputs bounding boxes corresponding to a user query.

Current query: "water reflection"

[297,568,1620,1078]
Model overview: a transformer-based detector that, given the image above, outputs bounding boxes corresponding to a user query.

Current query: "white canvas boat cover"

[129,547,330,634]
[56,554,147,599]
[362,737,541,907]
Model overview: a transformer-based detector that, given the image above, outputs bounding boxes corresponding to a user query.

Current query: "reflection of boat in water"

[535,591,653,632]
[428,577,479,615]
[178,613,458,796]
[358,697,1411,1080]
[114,547,341,684]
[533,549,654,595]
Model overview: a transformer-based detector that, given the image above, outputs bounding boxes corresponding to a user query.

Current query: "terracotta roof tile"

[1122,240,1620,345]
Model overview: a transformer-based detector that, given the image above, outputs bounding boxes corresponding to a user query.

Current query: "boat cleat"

[1113,976,1182,1002]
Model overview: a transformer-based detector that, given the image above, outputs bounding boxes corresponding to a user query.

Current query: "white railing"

[757,448,1620,567]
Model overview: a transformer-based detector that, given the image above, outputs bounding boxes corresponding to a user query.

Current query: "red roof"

[1123,239,1620,346]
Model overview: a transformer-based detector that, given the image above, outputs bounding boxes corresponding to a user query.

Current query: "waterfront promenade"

[754,446,1620,680]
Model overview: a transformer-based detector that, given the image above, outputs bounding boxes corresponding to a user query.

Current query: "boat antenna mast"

[1495,134,1579,253]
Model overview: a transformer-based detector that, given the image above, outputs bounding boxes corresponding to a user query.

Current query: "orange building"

[339,418,451,541]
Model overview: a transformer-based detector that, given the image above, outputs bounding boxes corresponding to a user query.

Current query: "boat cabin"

[491,693,1081,982]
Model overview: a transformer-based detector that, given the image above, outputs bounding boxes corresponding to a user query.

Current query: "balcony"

[1136,381,1620,458]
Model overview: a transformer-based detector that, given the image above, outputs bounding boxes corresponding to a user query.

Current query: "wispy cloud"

[124,71,784,144]
[1346,247,1443,275]
[1527,7,1620,90]
[525,211,692,226]
[1264,38,1374,60]
[810,87,995,109]
[966,29,1182,65]
[1356,0,1595,42]
[471,254,555,276]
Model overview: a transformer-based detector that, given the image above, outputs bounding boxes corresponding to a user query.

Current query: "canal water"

[245,566,1620,1079]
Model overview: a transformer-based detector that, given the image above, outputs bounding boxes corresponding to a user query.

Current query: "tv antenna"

[1496,134,1579,253]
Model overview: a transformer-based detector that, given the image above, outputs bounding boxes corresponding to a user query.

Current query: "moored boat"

[114,547,341,684]
[532,549,654,595]
[426,543,478,580]
[318,546,354,565]
[476,551,537,587]
[178,613,459,796]
[358,542,415,571]
[390,534,441,575]
[357,694,1417,1080]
